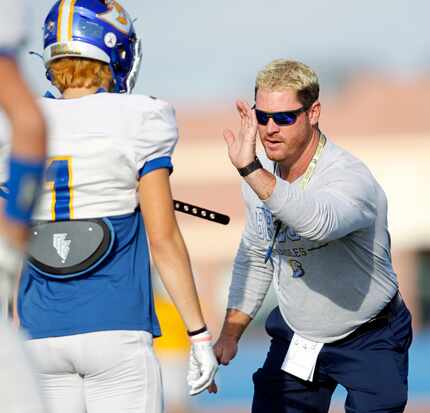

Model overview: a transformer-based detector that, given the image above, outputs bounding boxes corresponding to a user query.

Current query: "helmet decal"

[104,32,117,48]
[97,1,131,34]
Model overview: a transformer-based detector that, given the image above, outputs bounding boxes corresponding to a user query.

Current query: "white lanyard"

[299,132,327,190]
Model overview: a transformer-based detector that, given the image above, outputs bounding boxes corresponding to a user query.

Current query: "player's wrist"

[188,327,214,346]
[187,325,208,337]
[189,331,212,345]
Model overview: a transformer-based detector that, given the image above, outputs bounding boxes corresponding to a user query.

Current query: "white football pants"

[26,330,163,413]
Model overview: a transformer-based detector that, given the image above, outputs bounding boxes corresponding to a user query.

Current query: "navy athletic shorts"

[252,293,413,413]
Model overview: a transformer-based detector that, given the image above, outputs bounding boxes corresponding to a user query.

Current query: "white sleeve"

[227,183,274,318]
[135,99,179,178]
[263,167,377,243]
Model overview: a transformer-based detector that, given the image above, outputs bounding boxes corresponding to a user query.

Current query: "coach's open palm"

[223,100,258,169]
[187,331,219,396]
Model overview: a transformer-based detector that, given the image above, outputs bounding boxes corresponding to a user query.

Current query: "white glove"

[187,330,218,396]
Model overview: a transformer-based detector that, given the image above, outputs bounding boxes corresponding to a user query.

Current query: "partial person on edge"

[0,0,47,412]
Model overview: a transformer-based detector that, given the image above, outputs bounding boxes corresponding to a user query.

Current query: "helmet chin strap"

[126,38,143,94]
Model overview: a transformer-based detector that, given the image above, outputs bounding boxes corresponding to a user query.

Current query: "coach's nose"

[266,118,280,135]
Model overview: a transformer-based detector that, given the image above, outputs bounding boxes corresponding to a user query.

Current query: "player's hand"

[223,100,258,169]
[187,331,219,396]
[200,334,239,395]
[213,334,239,366]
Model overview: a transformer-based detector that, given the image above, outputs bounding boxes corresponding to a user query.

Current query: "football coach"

[213,59,413,413]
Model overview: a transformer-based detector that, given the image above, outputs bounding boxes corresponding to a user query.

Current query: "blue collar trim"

[43,88,108,99]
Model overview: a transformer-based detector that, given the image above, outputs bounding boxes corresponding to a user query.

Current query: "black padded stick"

[173,200,230,225]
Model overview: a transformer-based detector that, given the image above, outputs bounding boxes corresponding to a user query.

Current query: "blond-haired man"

[214,59,412,413]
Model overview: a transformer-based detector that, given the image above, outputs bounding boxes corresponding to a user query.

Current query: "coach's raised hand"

[223,100,258,169]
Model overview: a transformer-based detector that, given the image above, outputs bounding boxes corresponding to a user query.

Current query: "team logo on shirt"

[255,207,300,242]
[53,233,71,263]
[288,259,305,278]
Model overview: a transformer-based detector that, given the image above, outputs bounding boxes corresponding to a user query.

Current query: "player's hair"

[255,59,319,108]
[48,58,113,93]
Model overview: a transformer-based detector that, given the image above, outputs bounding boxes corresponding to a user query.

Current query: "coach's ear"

[308,100,320,127]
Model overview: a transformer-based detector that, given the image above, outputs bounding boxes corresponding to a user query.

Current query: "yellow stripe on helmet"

[56,0,66,42]
[56,0,76,42]
[67,0,77,41]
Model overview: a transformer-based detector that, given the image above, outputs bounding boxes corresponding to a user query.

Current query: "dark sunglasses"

[252,105,308,126]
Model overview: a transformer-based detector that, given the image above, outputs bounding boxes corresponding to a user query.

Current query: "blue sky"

[20,0,430,103]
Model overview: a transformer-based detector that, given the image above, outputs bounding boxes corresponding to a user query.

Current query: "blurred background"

[19,0,430,412]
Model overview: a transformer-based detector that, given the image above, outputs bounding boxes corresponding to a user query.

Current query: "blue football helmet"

[43,0,142,93]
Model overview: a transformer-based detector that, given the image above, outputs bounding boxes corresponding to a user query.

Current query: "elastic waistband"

[29,329,154,344]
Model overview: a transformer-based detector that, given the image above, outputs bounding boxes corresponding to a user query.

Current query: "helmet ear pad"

[45,67,53,83]
[108,40,136,93]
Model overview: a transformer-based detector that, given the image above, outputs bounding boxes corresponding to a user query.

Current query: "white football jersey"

[31,93,178,221]
[0,1,26,52]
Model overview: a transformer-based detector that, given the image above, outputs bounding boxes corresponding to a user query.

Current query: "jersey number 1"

[46,157,74,221]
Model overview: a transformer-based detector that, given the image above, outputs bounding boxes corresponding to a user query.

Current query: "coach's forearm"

[262,175,377,242]
[243,167,276,201]
[219,308,252,341]
[228,238,274,318]
[150,230,206,333]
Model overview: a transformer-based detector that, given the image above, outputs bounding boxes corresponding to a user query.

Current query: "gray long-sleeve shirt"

[228,136,398,343]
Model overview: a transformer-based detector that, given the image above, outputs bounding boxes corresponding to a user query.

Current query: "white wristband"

[189,330,212,344]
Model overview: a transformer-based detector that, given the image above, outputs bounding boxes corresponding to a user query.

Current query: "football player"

[13,1,217,412]
[0,0,47,411]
